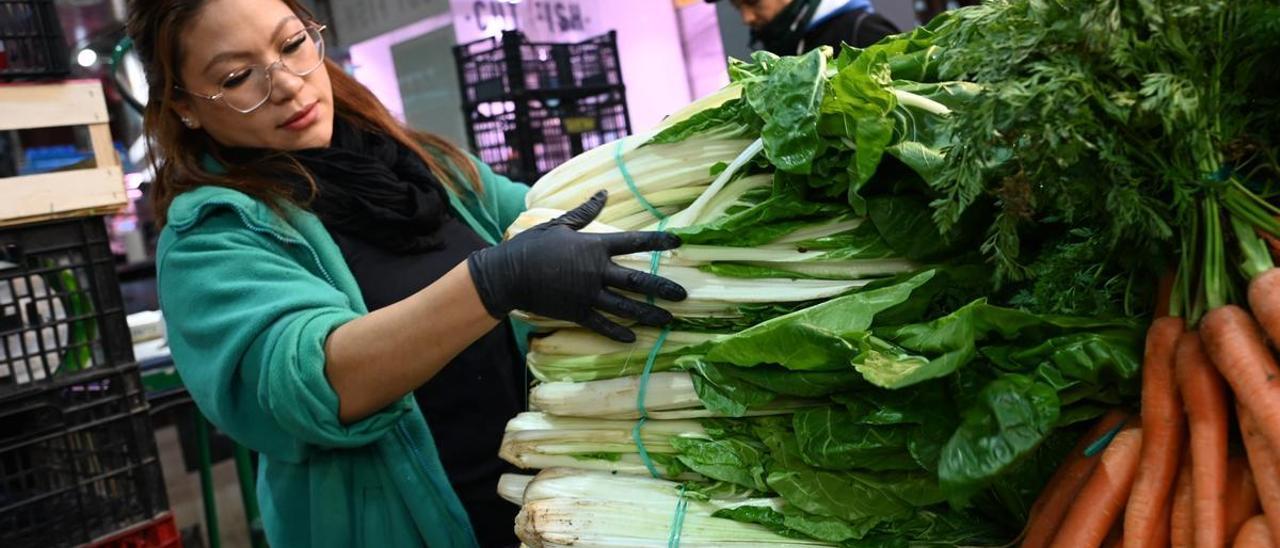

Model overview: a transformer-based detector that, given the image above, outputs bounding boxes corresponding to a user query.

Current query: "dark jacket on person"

[798,5,899,52]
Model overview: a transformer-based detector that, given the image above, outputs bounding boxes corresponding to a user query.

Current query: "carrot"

[1228,456,1264,541]
[1239,404,1280,546]
[1176,331,1232,548]
[1023,409,1131,548]
[1172,458,1195,548]
[1201,305,1280,457]
[1125,317,1186,548]
[1235,516,1277,548]
[1049,426,1144,548]
[1248,271,1280,346]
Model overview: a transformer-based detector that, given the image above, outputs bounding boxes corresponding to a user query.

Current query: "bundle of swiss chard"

[492,5,1252,546]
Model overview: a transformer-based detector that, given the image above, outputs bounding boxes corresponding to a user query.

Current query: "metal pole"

[233,445,267,548]
[194,413,222,548]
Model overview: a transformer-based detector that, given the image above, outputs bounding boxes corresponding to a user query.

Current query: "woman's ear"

[172,99,201,129]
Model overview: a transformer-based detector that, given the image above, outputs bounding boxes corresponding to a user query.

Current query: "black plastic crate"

[467,87,631,184]
[0,0,71,81]
[454,30,624,105]
[0,362,167,547]
[0,217,133,394]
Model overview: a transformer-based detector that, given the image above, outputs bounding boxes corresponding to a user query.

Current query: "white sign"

[450,0,603,43]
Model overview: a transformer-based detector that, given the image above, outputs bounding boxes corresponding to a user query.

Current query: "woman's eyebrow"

[200,15,301,76]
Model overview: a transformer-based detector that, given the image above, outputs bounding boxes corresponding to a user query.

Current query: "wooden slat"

[0,204,128,229]
[0,167,128,226]
[87,123,119,168]
[0,81,110,131]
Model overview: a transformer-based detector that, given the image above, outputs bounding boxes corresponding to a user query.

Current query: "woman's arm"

[324,263,498,424]
[329,191,685,425]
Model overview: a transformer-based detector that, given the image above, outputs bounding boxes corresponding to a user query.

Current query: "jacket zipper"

[395,421,475,541]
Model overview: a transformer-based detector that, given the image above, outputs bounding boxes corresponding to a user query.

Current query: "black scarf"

[751,0,820,55]
[226,118,450,254]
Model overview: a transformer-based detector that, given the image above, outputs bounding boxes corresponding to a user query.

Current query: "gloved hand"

[467,190,687,342]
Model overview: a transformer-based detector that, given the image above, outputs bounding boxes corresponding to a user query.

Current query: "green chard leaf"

[831,381,950,426]
[981,329,1142,384]
[702,270,936,370]
[859,299,1130,389]
[759,420,947,516]
[709,506,817,540]
[823,49,899,191]
[867,194,982,262]
[649,98,754,144]
[673,190,850,247]
[792,406,918,472]
[670,435,771,492]
[703,359,867,398]
[745,49,828,174]
[939,374,1061,505]
[686,358,779,416]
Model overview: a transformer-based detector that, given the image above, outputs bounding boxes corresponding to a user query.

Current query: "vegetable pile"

[496,0,1280,546]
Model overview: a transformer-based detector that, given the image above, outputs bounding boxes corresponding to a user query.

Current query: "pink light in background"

[676,2,730,100]
[600,2,694,130]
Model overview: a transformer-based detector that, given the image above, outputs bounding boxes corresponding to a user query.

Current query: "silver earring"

[181,116,197,128]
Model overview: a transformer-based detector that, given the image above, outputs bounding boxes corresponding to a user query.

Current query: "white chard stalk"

[515,469,832,548]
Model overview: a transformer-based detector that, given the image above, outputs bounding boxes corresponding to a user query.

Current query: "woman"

[126,0,686,546]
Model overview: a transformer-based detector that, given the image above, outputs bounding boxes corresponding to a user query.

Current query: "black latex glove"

[467,190,687,342]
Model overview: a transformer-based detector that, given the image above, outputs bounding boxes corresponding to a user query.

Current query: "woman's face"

[173,0,334,150]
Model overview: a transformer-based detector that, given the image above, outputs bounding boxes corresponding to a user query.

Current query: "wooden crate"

[0,80,127,227]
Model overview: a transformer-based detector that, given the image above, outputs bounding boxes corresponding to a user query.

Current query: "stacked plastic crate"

[1,2,173,546]
[452,30,632,184]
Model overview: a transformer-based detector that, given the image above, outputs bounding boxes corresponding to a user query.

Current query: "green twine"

[615,140,669,222]
[617,138,675,479]
[630,326,672,478]
[1083,418,1129,457]
[667,484,690,548]
[1206,166,1233,183]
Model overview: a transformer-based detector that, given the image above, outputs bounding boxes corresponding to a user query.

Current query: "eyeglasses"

[177,24,327,114]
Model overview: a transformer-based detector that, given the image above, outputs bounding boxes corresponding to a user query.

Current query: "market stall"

[7,0,1280,546]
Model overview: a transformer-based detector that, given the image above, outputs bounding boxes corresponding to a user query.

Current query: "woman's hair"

[126,0,481,227]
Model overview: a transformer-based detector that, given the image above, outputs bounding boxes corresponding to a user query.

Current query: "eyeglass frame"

[175,23,328,114]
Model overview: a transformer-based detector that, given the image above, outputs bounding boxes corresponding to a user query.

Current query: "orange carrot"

[1049,426,1144,548]
[1235,516,1277,548]
[1176,331,1232,548]
[1172,458,1195,548]
[1023,409,1131,548]
[1125,317,1186,548]
[1239,404,1280,546]
[1201,305,1280,457]
[1228,456,1263,541]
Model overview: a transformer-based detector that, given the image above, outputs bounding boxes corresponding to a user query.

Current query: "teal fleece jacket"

[155,158,528,547]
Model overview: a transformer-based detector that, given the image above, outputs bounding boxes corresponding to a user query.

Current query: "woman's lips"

[280,102,319,131]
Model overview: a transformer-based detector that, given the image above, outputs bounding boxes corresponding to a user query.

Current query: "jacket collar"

[169,154,499,245]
